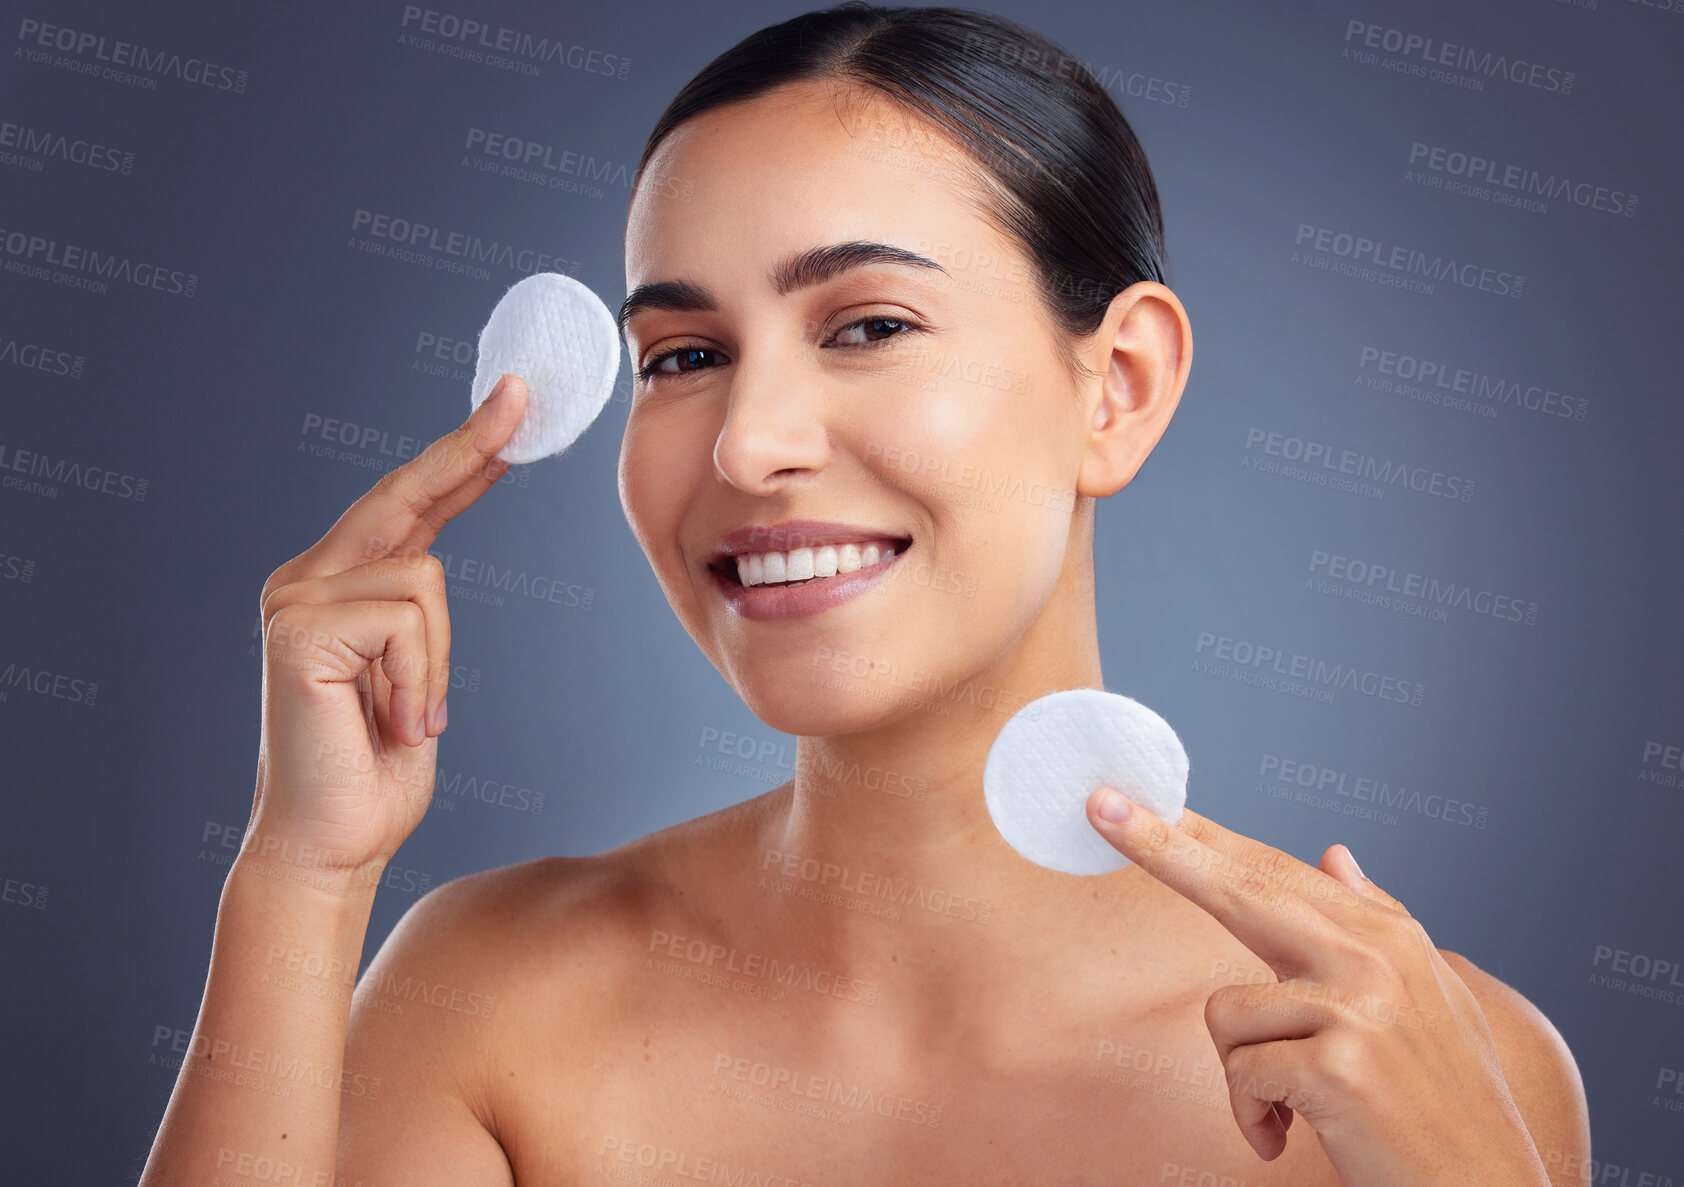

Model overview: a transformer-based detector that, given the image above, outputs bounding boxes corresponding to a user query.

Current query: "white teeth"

[730,539,905,587]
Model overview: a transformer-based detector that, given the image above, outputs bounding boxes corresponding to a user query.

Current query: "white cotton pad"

[468,271,621,465]
[983,688,1189,875]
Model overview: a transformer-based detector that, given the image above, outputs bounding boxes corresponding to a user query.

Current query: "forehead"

[623,80,1013,291]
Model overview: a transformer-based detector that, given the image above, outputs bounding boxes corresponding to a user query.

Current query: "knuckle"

[260,563,295,609]
[1370,908,1431,957]
[1341,936,1398,983]
[1226,858,1272,903]
[1204,984,1236,1026]
[259,582,287,624]
[397,598,427,634]
[262,603,314,664]
[1134,814,1174,858]
[266,601,303,634]
[1314,1030,1368,1094]
[417,553,448,596]
[1248,845,1298,886]
[1221,1046,1258,1094]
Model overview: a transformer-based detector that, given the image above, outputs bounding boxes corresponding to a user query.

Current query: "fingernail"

[1346,846,1364,879]
[1096,787,1132,824]
[429,696,447,733]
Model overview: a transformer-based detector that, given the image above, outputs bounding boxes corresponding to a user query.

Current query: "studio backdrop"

[1,1,1680,1182]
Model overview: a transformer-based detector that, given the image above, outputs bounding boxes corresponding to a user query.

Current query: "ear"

[1074,281,1192,499]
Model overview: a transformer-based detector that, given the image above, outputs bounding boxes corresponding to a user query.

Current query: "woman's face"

[618,79,1105,736]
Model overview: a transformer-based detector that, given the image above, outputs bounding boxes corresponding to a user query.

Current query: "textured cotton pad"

[983,688,1189,875]
[468,272,621,465]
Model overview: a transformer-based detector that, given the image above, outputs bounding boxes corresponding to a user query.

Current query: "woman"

[141,5,1590,1184]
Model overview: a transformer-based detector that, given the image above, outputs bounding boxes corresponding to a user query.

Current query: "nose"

[712,338,831,493]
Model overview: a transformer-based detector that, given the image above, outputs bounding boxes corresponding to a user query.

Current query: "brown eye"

[830,317,914,347]
[638,346,724,382]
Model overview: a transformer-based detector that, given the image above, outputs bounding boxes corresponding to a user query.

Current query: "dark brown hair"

[628,2,1169,379]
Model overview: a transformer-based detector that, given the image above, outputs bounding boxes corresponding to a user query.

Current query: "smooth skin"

[141,77,1591,1186]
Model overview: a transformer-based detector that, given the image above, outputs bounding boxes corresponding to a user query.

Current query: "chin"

[734,673,908,740]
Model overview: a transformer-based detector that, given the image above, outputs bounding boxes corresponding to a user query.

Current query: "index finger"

[1087,795,1364,977]
[306,375,528,576]
[1171,807,1369,912]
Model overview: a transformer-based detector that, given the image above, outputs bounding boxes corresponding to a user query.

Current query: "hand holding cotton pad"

[468,272,621,465]
[983,688,1189,875]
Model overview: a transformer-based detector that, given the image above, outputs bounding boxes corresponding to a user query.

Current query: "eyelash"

[635,315,925,383]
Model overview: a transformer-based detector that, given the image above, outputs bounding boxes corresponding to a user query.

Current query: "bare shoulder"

[337,793,777,1174]
[370,789,777,992]
[1436,948,1592,1184]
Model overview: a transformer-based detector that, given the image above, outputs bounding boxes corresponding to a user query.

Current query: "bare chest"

[492,988,1340,1187]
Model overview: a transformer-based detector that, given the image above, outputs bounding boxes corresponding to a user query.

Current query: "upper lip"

[709,519,913,562]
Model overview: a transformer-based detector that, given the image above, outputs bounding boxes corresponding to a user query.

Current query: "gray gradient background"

[1,0,1681,1182]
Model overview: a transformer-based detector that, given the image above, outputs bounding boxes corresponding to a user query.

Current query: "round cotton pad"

[468,271,621,465]
[983,688,1189,875]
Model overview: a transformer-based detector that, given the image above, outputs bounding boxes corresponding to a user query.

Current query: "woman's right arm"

[138,377,531,1186]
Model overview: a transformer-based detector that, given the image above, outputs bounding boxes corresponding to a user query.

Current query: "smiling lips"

[709,519,913,587]
[732,539,902,587]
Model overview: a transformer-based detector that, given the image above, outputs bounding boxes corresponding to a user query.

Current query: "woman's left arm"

[1085,791,1592,1187]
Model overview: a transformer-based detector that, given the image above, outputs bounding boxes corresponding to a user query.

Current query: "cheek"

[621,409,694,556]
[864,381,1017,483]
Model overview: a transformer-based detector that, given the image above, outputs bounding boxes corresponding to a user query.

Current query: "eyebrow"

[616,240,949,338]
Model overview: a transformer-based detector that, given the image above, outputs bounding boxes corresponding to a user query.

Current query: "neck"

[755,512,1163,1028]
